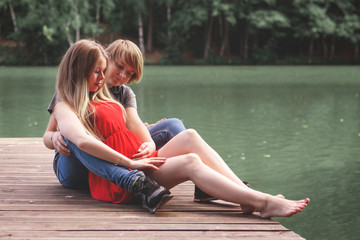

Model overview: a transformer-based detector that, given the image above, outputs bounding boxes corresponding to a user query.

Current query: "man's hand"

[52,131,71,156]
[144,118,166,129]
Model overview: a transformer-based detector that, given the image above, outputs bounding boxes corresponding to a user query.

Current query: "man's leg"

[149,118,186,149]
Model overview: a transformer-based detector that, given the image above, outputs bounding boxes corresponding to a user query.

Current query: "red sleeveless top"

[88,101,157,203]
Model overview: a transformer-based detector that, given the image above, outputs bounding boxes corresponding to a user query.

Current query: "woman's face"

[106,59,135,88]
[88,56,107,92]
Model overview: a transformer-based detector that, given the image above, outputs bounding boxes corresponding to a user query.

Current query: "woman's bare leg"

[158,129,247,187]
[158,129,253,212]
[148,153,309,218]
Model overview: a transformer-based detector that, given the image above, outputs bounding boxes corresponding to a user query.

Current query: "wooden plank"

[0,222,288,231]
[1,231,303,240]
[0,211,275,224]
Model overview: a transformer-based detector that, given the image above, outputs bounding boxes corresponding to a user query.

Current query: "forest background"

[1,0,360,66]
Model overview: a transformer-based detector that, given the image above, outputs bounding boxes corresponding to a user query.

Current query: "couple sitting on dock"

[43,39,309,217]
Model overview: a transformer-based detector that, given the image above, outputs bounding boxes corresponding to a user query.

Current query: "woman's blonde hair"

[56,39,122,140]
[106,39,143,84]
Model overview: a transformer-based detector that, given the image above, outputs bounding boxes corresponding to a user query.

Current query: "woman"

[54,39,309,217]
[43,40,186,212]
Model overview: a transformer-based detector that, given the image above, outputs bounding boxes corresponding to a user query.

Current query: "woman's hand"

[132,141,156,159]
[52,131,71,156]
[130,157,166,171]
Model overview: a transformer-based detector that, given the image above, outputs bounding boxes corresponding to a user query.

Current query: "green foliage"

[248,10,290,29]
[42,25,55,42]
[212,0,236,25]
[0,0,359,65]
[292,0,336,38]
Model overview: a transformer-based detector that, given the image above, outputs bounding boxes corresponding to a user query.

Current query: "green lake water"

[1,66,360,239]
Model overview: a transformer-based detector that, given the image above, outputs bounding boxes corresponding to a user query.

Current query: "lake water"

[1,66,359,239]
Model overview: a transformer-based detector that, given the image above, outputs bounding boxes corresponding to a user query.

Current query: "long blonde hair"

[56,39,122,140]
[106,39,143,84]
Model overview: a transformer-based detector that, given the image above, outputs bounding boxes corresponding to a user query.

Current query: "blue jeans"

[53,118,186,189]
[149,118,186,149]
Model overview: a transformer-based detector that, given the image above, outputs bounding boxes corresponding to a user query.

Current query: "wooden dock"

[0,138,304,239]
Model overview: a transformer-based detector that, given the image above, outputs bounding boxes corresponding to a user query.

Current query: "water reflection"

[1,66,359,239]
[0,67,55,137]
[134,67,360,240]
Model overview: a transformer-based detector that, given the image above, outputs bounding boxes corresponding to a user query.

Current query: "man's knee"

[166,118,186,135]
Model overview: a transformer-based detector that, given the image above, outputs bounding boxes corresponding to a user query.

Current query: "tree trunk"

[138,13,145,55]
[330,36,335,59]
[8,1,18,32]
[218,16,223,39]
[66,20,73,46]
[76,28,80,42]
[146,0,153,53]
[252,34,258,52]
[74,4,80,42]
[220,21,229,57]
[167,0,171,38]
[308,36,314,64]
[243,26,248,60]
[204,16,214,58]
[354,42,359,59]
[96,0,101,25]
[322,36,328,61]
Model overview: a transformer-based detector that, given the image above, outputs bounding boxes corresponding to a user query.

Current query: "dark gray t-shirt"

[47,85,137,114]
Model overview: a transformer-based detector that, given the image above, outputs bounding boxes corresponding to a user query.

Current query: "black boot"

[193,181,251,203]
[133,174,172,214]
[193,186,217,203]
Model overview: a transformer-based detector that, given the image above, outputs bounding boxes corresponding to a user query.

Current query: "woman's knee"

[182,153,203,171]
[183,128,199,138]
[181,129,201,146]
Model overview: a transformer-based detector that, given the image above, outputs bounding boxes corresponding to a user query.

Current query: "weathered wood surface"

[0,138,304,239]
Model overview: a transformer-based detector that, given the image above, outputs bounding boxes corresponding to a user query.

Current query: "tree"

[1,0,359,65]
[328,0,360,59]
[164,0,208,63]
[235,0,290,62]
[4,0,104,64]
[292,0,335,62]
[0,0,25,34]
[146,0,153,53]
[210,0,237,57]
[7,1,17,32]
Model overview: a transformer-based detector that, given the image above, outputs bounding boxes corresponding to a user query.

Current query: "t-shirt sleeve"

[47,93,56,114]
[122,86,137,109]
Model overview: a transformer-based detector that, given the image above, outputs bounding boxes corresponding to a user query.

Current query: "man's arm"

[125,107,156,159]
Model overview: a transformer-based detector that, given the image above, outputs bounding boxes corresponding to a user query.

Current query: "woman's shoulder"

[54,100,70,111]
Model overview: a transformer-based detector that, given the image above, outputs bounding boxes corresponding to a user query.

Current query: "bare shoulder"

[53,101,76,122]
[54,101,71,112]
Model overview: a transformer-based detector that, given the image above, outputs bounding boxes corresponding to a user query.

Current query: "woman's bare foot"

[242,194,285,215]
[259,196,310,218]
